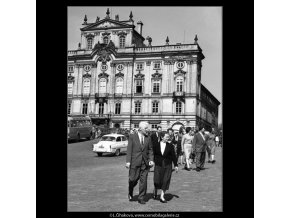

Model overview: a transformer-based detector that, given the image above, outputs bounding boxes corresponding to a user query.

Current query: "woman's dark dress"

[153,141,178,191]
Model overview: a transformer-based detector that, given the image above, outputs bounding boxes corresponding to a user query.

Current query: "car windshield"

[101,136,116,141]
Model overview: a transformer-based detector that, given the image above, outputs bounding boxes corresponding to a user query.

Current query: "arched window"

[87,38,93,49]
[99,78,107,93]
[176,76,183,92]
[68,82,73,95]
[119,36,125,48]
[83,79,90,94]
[103,37,108,44]
[115,77,123,94]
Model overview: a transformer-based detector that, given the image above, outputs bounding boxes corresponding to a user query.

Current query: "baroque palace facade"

[67,9,220,130]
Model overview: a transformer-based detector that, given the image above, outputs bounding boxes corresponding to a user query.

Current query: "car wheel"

[115,149,120,156]
[97,152,103,157]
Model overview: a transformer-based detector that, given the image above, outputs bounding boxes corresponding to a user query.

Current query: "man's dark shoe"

[196,167,200,172]
[138,199,146,204]
[212,160,216,164]
[208,160,212,163]
[128,193,133,201]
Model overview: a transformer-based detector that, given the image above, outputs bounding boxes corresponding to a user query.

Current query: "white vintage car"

[92,134,128,156]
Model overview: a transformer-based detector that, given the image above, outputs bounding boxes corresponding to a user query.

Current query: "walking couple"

[125,122,178,204]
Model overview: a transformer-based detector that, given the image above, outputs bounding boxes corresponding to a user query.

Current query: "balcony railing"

[68,44,200,56]
[81,93,90,99]
[173,91,185,97]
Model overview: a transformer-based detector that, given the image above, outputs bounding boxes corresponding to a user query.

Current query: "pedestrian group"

[125,121,220,204]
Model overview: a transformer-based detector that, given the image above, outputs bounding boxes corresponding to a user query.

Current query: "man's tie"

[141,136,144,148]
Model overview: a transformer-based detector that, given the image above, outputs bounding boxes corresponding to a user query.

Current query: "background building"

[67,9,220,130]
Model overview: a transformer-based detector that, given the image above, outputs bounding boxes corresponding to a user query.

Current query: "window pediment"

[134,72,145,79]
[117,31,127,36]
[174,69,186,77]
[115,72,124,78]
[83,73,91,78]
[151,71,162,79]
[98,72,109,78]
[68,75,75,82]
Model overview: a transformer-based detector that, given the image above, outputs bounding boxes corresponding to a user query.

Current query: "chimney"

[115,14,119,21]
[137,21,143,35]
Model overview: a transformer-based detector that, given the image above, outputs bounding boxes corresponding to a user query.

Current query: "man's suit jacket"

[126,132,154,168]
[192,132,207,153]
[151,132,161,153]
[153,141,178,168]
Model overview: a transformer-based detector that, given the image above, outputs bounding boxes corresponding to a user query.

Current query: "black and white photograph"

[67,6,222,212]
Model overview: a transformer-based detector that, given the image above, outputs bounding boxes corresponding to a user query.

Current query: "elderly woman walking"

[153,132,178,203]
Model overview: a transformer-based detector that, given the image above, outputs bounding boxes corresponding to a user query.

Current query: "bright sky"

[68,6,222,124]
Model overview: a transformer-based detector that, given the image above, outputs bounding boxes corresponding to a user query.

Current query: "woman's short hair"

[185,127,191,133]
[179,126,185,134]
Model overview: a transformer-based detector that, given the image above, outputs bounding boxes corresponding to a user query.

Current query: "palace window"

[119,36,125,48]
[152,80,160,93]
[99,78,107,93]
[83,79,90,94]
[136,63,143,70]
[176,77,183,92]
[117,64,124,71]
[134,123,139,128]
[103,37,108,44]
[152,102,159,114]
[152,124,158,129]
[135,102,141,114]
[87,38,93,49]
[115,77,123,94]
[68,103,71,114]
[101,64,108,71]
[68,82,73,95]
[99,103,104,115]
[135,80,143,93]
[115,103,121,114]
[176,102,182,114]
[68,66,74,72]
[177,61,185,69]
[82,103,88,114]
[154,62,161,69]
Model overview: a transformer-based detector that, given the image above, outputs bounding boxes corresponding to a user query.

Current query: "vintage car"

[92,134,128,156]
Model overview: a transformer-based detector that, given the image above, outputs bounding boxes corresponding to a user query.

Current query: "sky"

[68,6,222,124]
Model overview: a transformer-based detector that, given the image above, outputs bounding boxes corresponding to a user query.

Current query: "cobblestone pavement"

[68,139,222,212]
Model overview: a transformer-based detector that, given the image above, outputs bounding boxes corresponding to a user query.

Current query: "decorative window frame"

[176,61,185,69]
[136,62,144,71]
[116,64,124,71]
[175,101,183,114]
[68,65,74,73]
[119,35,126,48]
[100,63,108,71]
[115,102,122,114]
[153,62,162,70]
[134,100,142,114]
[152,100,160,114]
[117,31,128,37]
[86,37,94,50]
[115,77,124,94]
[98,77,108,94]
[151,79,161,94]
[84,65,91,72]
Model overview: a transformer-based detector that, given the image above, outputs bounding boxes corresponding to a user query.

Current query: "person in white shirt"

[153,133,178,203]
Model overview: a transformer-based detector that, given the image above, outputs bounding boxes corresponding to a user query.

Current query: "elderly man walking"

[191,125,207,172]
[125,121,154,204]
